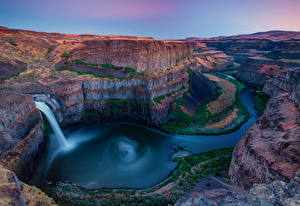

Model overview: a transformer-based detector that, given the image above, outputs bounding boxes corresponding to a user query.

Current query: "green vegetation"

[61,60,145,79]
[154,85,186,104]
[101,63,123,70]
[61,51,70,58]
[46,147,233,206]
[254,92,270,115]
[81,99,153,120]
[161,72,249,135]
[2,39,17,46]
[58,66,115,79]
[212,62,218,68]
[82,110,100,117]
[187,67,195,74]
[42,118,51,136]
[73,59,88,65]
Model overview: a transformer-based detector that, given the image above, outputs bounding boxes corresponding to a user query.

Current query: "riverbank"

[161,71,249,135]
[43,147,234,206]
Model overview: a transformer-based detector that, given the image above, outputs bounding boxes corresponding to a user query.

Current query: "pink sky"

[0,0,299,39]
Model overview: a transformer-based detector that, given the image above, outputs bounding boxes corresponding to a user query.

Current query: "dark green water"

[36,89,258,189]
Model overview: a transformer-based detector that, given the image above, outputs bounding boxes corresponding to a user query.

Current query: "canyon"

[0,27,299,206]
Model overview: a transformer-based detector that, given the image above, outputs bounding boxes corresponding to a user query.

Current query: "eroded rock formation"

[229,94,300,189]
[0,93,43,174]
[0,164,56,206]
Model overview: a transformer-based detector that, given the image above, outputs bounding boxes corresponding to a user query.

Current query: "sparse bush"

[61,51,70,58]
[2,39,17,46]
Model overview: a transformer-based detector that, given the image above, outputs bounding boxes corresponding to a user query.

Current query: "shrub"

[254,92,270,115]
[73,59,88,65]
[2,39,17,46]
[61,51,70,58]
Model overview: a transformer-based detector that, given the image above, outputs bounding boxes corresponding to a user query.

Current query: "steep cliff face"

[0,164,56,206]
[236,57,300,85]
[0,93,43,173]
[229,94,300,189]
[199,31,300,63]
[6,62,189,126]
[0,164,26,206]
[263,68,300,108]
[175,170,300,206]
[189,31,300,86]
[0,26,194,126]
[69,40,193,72]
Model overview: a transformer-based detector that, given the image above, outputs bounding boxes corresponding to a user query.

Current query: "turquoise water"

[37,89,258,189]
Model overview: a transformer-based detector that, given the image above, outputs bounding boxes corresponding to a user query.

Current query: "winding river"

[34,89,258,189]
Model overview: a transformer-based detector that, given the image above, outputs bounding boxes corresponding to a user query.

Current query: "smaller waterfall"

[35,101,69,148]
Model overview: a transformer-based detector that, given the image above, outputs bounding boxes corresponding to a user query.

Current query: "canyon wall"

[229,69,300,189]
[229,94,300,189]
[0,26,194,128]
[236,58,300,85]
[0,164,56,206]
[263,68,300,108]
[7,63,189,127]
[69,39,194,72]
[0,93,43,174]
[0,27,196,184]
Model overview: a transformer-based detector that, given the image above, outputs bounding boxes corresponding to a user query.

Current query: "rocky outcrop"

[0,93,43,173]
[229,94,300,189]
[236,57,298,85]
[6,63,189,126]
[190,50,233,72]
[175,170,300,206]
[69,39,193,72]
[189,31,300,86]
[0,164,56,206]
[263,68,300,108]
[0,164,26,206]
[198,31,300,63]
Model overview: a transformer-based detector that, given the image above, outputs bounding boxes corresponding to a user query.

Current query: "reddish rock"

[0,164,26,206]
[263,68,300,108]
[0,93,43,174]
[229,94,300,189]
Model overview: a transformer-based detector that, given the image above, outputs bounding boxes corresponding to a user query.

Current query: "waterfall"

[35,101,69,148]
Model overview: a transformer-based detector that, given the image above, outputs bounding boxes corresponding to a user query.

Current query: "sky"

[0,0,300,39]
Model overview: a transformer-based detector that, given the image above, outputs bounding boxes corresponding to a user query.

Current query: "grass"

[2,39,17,46]
[45,147,233,206]
[254,92,270,115]
[161,71,249,135]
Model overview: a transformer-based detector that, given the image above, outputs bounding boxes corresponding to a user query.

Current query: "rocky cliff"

[236,57,300,85]
[0,26,195,126]
[0,93,43,175]
[229,94,300,189]
[0,164,56,206]
[176,170,300,206]
[69,39,193,73]
[263,68,300,108]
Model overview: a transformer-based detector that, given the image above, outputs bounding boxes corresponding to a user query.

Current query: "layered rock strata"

[263,68,300,108]
[236,57,300,85]
[0,164,56,206]
[229,94,300,189]
[175,170,300,206]
[0,93,43,174]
